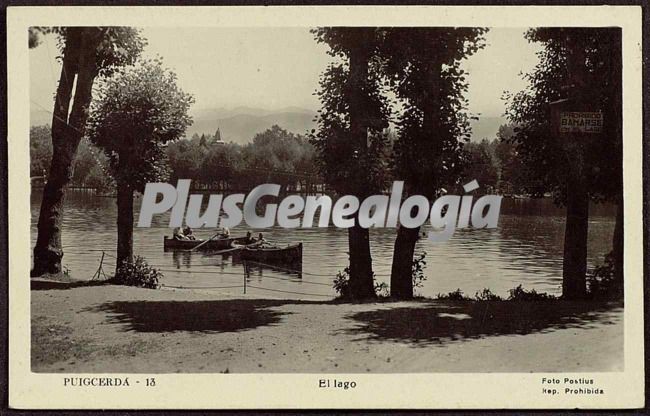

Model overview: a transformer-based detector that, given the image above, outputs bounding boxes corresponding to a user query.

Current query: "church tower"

[213,128,225,145]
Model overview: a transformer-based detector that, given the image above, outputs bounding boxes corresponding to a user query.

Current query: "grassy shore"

[31,277,623,373]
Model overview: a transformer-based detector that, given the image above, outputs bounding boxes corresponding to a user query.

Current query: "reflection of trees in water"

[241,259,303,282]
[496,216,565,274]
[33,189,116,211]
[497,214,615,270]
[31,190,618,296]
[172,250,192,269]
[499,215,565,256]
[500,197,616,217]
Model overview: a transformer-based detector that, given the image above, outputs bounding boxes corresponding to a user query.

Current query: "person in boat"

[256,232,271,247]
[183,226,196,240]
[172,227,188,240]
[219,227,230,238]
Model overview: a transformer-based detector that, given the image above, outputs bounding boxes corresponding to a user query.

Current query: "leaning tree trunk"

[116,182,134,272]
[32,29,99,276]
[346,30,376,300]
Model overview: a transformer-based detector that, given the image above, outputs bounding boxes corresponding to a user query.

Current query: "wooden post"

[92,251,106,281]
[243,263,247,294]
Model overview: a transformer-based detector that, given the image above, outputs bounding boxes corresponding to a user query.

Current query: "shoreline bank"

[31,278,623,373]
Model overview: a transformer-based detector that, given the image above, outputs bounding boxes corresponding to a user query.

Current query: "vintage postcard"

[6,5,645,410]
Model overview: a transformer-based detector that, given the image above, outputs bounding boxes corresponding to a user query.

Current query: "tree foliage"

[380,28,487,197]
[243,125,319,190]
[504,28,622,203]
[87,58,193,270]
[165,125,319,191]
[87,59,194,190]
[31,125,113,190]
[29,27,147,77]
[461,139,499,192]
[377,28,486,299]
[310,27,394,299]
[310,28,392,197]
[31,26,146,276]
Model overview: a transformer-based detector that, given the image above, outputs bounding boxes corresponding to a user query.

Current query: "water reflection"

[30,190,616,299]
[172,250,193,269]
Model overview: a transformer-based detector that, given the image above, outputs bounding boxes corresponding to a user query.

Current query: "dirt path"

[31,280,623,373]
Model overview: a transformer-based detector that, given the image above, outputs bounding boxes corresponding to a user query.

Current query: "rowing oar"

[188,232,222,252]
[208,241,262,256]
[208,246,242,255]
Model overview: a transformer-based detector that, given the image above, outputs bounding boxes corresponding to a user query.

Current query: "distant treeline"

[30,124,321,193]
[30,125,113,190]
[461,125,531,196]
[167,125,320,192]
[30,123,530,196]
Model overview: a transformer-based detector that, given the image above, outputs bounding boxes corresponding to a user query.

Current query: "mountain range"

[30,105,507,144]
[187,107,507,144]
[187,107,317,144]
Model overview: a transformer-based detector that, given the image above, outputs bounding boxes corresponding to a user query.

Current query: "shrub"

[333,267,352,298]
[113,256,163,289]
[587,252,622,300]
[475,288,503,301]
[374,281,389,298]
[62,265,72,280]
[436,288,472,301]
[412,252,427,292]
[333,267,389,299]
[435,286,556,302]
[507,284,556,301]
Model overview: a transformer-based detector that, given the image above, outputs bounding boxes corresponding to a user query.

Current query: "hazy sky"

[30,27,541,119]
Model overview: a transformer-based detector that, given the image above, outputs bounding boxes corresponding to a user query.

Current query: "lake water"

[30,190,616,300]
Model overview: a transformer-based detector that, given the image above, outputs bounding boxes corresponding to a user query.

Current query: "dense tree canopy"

[310,27,394,299]
[32,27,147,275]
[87,59,194,269]
[29,27,147,77]
[377,27,487,299]
[461,140,499,192]
[310,27,392,197]
[505,27,623,299]
[166,125,319,192]
[504,28,622,203]
[380,28,487,197]
[87,59,194,191]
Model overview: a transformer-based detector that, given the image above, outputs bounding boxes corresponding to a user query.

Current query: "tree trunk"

[560,32,591,300]
[562,153,589,299]
[345,30,376,300]
[390,226,420,299]
[389,49,442,299]
[116,183,134,271]
[347,223,375,299]
[32,28,100,276]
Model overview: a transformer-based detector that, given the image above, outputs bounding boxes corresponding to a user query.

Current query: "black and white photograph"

[5,4,645,410]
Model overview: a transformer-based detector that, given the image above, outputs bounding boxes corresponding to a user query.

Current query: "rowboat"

[237,242,303,265]
[163,235,252,251]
